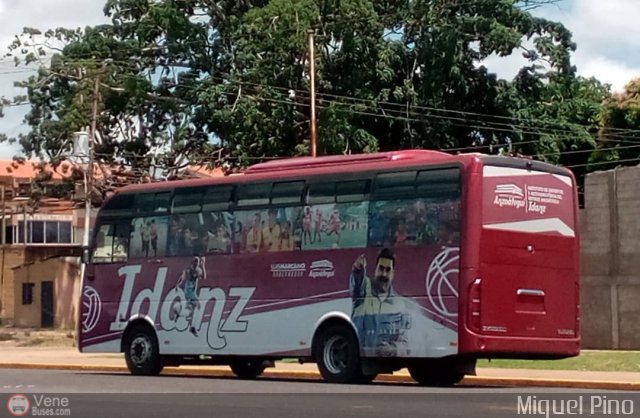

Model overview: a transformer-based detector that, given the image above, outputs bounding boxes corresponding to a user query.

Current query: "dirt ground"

[0,326,75,348]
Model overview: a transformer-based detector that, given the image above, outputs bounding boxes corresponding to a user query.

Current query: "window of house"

[22,283,34,305]
[12,221,74,244]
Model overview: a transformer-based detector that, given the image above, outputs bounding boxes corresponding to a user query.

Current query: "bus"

[79,150,580,385]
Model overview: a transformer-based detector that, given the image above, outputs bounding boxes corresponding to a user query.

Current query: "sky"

[0,0,639,159]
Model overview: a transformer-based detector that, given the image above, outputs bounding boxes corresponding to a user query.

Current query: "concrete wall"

[0,246,80,325]
[0,248,27,323]
[13,257,81,329]
[581,165,640,348]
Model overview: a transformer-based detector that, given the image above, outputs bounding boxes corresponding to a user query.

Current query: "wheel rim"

[129,334,153,367]
[323,335,349,374]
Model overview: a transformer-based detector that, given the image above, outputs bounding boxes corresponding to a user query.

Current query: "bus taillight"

[468,278,482,332]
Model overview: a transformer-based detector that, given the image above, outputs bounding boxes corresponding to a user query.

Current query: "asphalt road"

[0,370,637,418]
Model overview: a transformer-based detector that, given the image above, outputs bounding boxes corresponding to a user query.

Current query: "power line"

[567,158,640,169]
[204,76,640,142]
[6,58,640,163]
[8,73,640,160]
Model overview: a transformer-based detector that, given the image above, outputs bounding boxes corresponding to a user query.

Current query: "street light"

[72,131,92,250]
[73,73,99,254]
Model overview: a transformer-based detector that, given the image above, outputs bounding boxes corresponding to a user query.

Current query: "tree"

[590,78,640,170]
[3,0,611,180]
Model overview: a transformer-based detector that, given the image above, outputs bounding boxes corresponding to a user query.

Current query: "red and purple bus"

[79,150,579,385]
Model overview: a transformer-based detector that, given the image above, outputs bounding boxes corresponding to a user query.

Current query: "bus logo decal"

[309,259,335,279]
[110,264,254,350]
[270,263,306,278]
[493,184,526,209]
[495,184,524,198]
[82,286,102,333]
[425,247,460,318]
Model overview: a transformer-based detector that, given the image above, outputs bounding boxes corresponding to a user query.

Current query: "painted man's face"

[373,257,394,294]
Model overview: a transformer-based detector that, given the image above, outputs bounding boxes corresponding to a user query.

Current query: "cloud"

[566,0,640,67]
[560,0,640,91]
[0,0,109,52]
[478,0,640,93]
[572,53,640,93]
[0,0,108,157]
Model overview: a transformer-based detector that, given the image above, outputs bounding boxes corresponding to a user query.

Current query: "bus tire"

[230,359,268,379]
[123,324,163,376]
[314,324,361,383]
[408,361,464,387]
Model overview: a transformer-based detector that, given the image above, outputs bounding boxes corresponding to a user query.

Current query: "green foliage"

[590,78,640,171]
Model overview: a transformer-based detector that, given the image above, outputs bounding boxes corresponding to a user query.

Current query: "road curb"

[0,363,638,391]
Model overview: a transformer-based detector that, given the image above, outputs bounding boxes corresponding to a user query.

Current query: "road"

[0,370,638,418]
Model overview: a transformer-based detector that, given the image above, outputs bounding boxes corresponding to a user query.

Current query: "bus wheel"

[408,361,464,387]
[124,324,163,376]
[314,324,360,383]
[230,359,268,379]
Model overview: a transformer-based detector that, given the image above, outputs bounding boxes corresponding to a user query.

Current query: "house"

[0,160,85,329]
[0,159,226,329]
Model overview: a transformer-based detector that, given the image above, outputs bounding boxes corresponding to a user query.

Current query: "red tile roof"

[0,160,72,180]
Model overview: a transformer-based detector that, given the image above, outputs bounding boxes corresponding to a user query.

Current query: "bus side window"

[336,180,370,203]
[92,222,130,263]
[271,181,304,205]
[306,182,335,205]
[92,224,114,263]
[154,192,172,214]
[101,194,134,217]
[173,189,204,214]
[416,168,461,199]
[137,192,172,214]
[237,183,270,207]
[113,222,131,262]
[203,186,234,212]
[137,194,155,214]
[372,171,417,200]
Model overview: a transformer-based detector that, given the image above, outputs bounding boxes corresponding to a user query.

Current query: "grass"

[477,351,640,372]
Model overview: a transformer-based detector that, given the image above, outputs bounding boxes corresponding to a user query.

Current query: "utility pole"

[83,75,100,250]
[308,29,317,157]
[0,185,4,320]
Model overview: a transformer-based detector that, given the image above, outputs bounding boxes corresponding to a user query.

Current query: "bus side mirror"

[81,246,91,264]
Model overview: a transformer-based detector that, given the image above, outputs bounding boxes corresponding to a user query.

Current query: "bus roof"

[244,149,454,174]
[116,150,457,194]
[114,150,571,195]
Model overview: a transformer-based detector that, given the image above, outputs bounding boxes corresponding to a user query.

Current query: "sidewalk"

[1,347,640,390]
